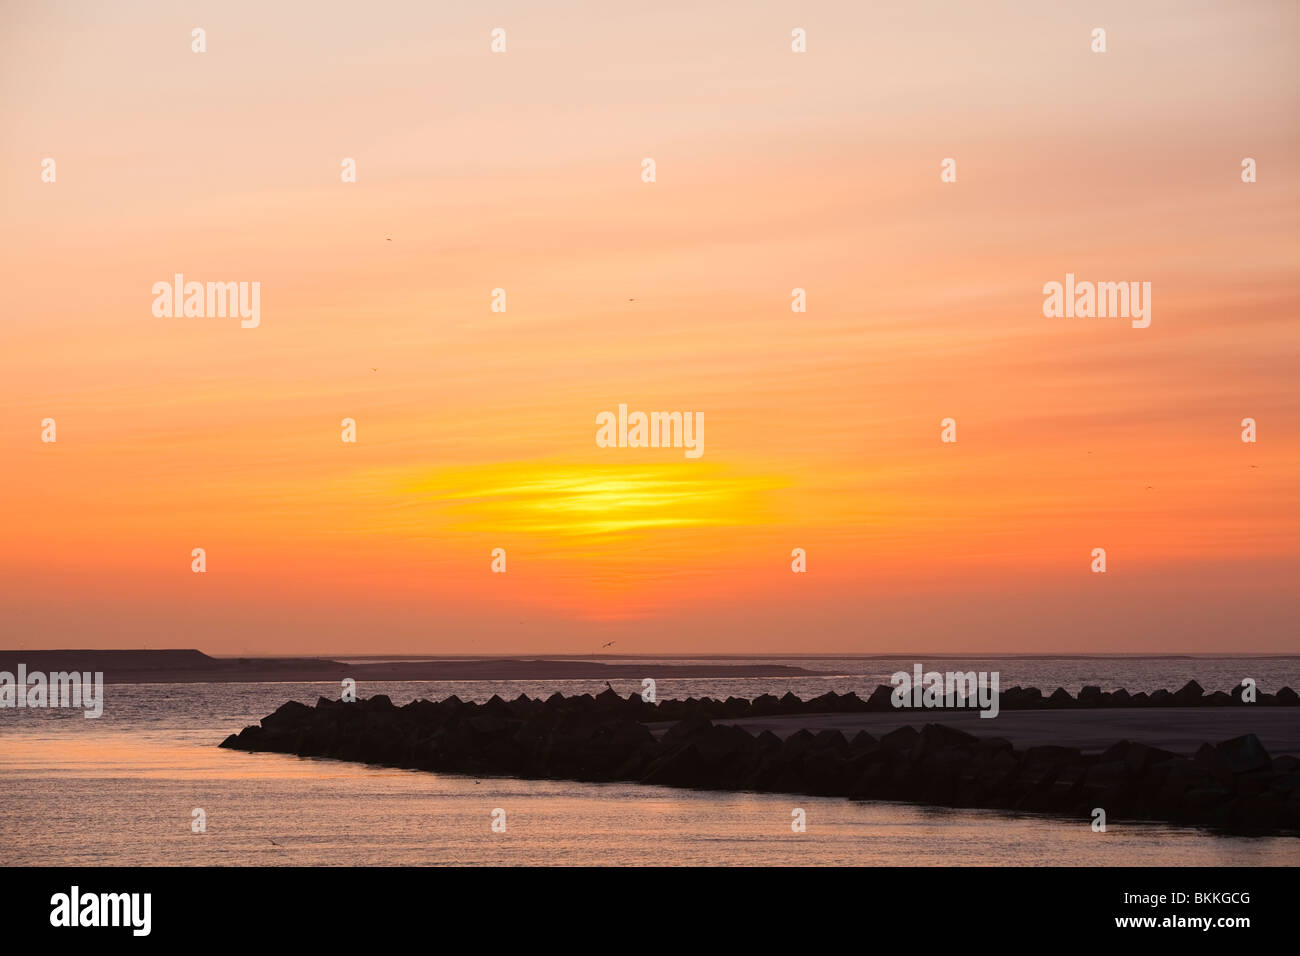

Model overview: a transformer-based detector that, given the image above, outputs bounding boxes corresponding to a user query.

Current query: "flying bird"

[601,641,615,648]
[267,838,281,847]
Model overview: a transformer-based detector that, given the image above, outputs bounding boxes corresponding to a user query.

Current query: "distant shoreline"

[5,648,1296,665]
[2,648,1297,685]
[0,649,815,685]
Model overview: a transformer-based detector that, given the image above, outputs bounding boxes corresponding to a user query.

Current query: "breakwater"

[221,683,1300,835]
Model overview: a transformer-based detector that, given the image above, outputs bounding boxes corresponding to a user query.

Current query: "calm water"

[2,657,1297,866]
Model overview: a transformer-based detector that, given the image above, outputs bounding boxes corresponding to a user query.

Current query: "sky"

[1,1,1297,655]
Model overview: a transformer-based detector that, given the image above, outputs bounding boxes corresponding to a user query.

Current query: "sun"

[402,459,785,540]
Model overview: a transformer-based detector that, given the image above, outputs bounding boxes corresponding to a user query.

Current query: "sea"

[2,656,1297,866]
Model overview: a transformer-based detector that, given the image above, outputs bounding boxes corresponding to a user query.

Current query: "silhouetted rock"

[261,699,312,728]
[879,725,921,750]
[866,685,895,710]
[839,692,866,712]
[661,715,713,748]
[1123,742,1180,775]
[1023,744,1082,767]
[812,728,849,753]
[914,723,978,759]
[723,696,752,717]
[849,730,878,753]
[807,691,841,712]
[1216,734,1272,775]
[782,729,819,758]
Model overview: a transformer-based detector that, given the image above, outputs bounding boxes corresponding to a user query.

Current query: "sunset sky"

[2,1,1297,655]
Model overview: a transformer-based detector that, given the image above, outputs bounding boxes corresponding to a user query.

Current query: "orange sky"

[1,1,1297,655]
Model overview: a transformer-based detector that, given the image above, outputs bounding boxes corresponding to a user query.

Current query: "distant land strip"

[0,649,814,684]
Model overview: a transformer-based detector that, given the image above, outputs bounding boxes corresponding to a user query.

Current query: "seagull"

[267,838,281,847]
[370,368,378,372]
[601,641,615,648]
